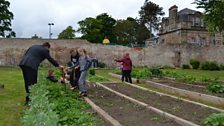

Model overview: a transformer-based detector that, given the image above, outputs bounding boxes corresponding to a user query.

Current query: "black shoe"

[79,92,87,97]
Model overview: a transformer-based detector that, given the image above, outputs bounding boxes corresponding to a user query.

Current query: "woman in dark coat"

[115,53,132,83]
[69,48,80,90]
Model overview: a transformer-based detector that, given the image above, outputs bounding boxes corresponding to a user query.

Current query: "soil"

[150,78,224,98]
[102,83,220,125]
[87,84,180,126]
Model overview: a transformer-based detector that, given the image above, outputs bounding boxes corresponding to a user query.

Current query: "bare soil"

[102,83,220,125]
[150,78,224,98]
[87,84,180,126]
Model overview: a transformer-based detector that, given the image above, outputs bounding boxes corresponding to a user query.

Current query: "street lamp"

[48,23,54,39]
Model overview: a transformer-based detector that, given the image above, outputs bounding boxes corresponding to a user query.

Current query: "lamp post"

[48,23,54,39]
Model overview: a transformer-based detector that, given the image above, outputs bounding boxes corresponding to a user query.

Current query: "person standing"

[115,53,132,83]
[19,42,61,104]
[69,48,80,90]
[75,48,92,96]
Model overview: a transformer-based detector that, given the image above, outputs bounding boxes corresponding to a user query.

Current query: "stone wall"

[0,38,224,68]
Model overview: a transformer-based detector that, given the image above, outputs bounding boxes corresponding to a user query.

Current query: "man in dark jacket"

[19,42,61,104]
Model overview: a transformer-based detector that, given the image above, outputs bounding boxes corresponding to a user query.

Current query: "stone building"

[158,5,223,45]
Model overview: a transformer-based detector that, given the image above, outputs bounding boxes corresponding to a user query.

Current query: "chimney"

[169,5,178,24]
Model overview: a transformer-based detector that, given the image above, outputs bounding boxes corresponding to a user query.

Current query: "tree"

[194,0,224,32]
[77,13,116,43]
[114,17,151,44]
[0,0,16,38]
[139,0,164,37]
[58,26,75,39]
[78,17,103,43]
[96,13,116,43]
[31,34,42,39]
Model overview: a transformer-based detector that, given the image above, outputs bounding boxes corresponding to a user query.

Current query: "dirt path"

[101,83,220,125]
[87,84,180,126]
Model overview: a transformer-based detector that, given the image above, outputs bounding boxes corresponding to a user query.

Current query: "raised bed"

[98,81,221,125]
[87,83,181,126]
[109,73,224,108]
[151,78,224,98]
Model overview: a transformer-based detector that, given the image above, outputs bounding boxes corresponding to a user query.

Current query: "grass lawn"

[162,69,224,80]
[0,67,25,126]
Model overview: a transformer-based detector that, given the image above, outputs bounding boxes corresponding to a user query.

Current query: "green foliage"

[163,71,198,84]
[96,13,116,43]
[139,0,164,34]
[22,81,59,126]
[182,64,190,69]
[160,65,176,69]
[201,61,211,70]
[0,0,16,38]
[190,59,200,69]
[114,17,150,44]
[89,68,95,76]
[201,61,220,71]
[78,13,116,43]
[209,61,220,71]
[97,61,106,68]
[132,68,152,79]
[194,0,224,32]
[22,74,101,126]
[58,26,75,39]
[219,64,224,70]
[207,80,224,93]
[88,75,109,83]
[203,113,224,126]
[149,68,163,77]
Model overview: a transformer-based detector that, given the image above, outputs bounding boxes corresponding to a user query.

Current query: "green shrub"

[182,64,190,69]
[98,62,106,68]
[201,61,220,71]
[203,113,224,126]
[150,68,163,77]
[219,64,224,70]
[201,61,211,70]
[89,68,95,75]
[209,61,220,71]
[190,59,200,69]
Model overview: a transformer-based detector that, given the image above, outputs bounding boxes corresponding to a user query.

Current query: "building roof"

[178,8,201,15]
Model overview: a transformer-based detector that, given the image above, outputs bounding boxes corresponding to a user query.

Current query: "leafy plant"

[132,68,152,79]
[22,73,101,126]
[150,68,163,77]
[203,113,224,126]
[207,80,224,93]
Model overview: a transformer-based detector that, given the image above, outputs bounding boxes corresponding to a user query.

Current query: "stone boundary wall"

[0,38,224,68]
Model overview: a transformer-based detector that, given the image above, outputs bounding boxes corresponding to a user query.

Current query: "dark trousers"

[70,67,80,87]
[123,70,132,83]
[20,66,38,102]
[121,70,125,82]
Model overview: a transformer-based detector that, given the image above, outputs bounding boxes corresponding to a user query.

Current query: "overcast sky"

[8,0,202,39]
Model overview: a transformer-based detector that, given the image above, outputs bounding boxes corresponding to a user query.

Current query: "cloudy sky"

[8,0,202,38]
